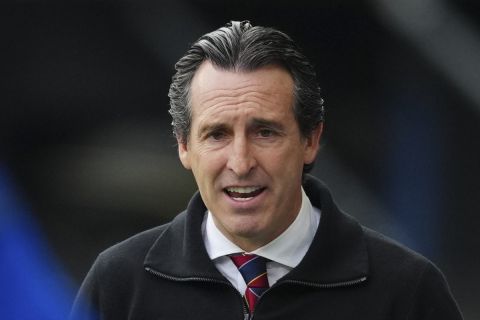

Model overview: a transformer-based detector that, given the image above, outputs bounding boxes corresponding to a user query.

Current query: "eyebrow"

[197,123,229,138]
[197,118,285,138]
[249,118,285,132]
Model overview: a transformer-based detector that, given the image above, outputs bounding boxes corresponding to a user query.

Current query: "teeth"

[225,186,261,194]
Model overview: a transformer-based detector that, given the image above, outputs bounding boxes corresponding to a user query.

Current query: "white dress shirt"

[201,188,321,294]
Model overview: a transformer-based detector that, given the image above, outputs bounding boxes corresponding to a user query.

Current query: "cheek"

[265,146,305,171]
[191,152,226,183]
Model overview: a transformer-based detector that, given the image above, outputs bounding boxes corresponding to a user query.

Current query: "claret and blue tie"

[230,253,270,314]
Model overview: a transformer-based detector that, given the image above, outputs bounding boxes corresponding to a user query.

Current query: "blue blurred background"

[2,0,479,318]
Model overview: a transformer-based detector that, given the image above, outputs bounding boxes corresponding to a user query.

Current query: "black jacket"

[71,176,463,319]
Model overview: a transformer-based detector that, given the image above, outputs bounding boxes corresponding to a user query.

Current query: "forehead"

[189,61,295,118]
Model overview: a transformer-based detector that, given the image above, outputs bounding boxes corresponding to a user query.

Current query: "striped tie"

[230,253,270,314]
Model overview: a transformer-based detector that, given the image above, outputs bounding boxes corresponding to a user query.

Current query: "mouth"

[224,186,266,201]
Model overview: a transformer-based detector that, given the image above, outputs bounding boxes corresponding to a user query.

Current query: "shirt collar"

[203,187,320,268]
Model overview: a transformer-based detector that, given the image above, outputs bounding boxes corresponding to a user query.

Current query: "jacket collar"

[144,175,369,284]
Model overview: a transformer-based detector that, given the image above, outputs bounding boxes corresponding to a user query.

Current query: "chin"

[230,222,266,240]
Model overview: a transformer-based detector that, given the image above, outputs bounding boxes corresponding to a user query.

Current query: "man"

[71,21,463,319]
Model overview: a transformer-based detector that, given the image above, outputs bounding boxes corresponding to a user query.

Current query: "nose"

[226,135,256,178]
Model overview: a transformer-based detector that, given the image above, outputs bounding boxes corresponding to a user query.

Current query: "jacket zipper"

[145,267,249,320]
[249,276,368,320]
[146,266,366,320]
[281,276,367,288]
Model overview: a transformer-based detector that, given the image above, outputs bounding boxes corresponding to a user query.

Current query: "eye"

[258,128,275,138]
[208,130,227,141]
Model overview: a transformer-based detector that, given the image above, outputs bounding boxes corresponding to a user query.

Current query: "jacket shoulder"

[362,227,462,319]
[97,210,188,267]
[100,224,169,262]
[362,226,436,275]
[70,216,182,320]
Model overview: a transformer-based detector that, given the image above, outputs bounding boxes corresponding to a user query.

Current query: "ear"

[177,138,192,170]
[303,122,323,165]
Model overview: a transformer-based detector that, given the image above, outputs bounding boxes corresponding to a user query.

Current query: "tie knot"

[230,254,269,287]
[230,253,268,288]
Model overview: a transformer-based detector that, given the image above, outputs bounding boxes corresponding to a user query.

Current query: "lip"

[222,186,267,211]
[223,184,264,189]
[224,185,263,193]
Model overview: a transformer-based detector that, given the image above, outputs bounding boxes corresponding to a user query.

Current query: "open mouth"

[224,186,266,201]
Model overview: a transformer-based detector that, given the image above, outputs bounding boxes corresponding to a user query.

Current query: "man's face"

[178,61,322,251]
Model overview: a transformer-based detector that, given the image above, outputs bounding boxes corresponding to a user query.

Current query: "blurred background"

[1,0,479,318]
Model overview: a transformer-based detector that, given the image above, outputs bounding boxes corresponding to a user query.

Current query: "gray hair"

[168,20,325,172]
